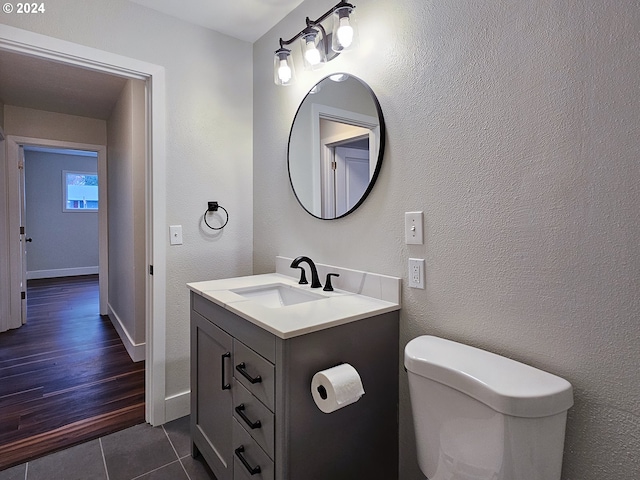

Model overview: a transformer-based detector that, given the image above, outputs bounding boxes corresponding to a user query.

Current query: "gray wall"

[24,149,99,277]
[107,79,146,345]
[253,1,640,479]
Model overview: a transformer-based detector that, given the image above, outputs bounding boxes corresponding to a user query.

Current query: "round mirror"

[288,74,385,219]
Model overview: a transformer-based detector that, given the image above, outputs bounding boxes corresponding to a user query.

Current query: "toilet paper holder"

[316,384,328,400]
[311,362,365,414]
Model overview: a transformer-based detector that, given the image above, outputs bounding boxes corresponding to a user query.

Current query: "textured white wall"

[253,0,640,478]
[1,0,253,403]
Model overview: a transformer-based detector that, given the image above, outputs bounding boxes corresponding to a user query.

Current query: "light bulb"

[278,59,292,83]
[304,40,322,66]
[336,17,354,48]
[274,48,295,86]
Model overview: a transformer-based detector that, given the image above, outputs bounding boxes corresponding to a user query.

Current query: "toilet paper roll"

[311,363,365,414]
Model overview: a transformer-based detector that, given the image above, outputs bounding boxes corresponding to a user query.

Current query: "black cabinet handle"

[235,362,262,384]
[235,404,262,429]
[221,352,231,390]
[235,446,261,475]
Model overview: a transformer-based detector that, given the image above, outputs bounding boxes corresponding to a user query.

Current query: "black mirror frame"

[287,74,386,220]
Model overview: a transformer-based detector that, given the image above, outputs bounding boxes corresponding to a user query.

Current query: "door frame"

[9,139,108,317]
[311,103,380,216]
[0,24,168,426]
[320,130,372,218]
[333,144,370,217]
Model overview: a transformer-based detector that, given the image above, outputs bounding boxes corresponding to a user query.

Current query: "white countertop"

[187,272,401,339]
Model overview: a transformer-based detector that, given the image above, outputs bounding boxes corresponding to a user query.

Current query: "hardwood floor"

[0,275,145,470]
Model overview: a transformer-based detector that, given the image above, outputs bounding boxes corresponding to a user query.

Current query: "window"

[63,171,98,211]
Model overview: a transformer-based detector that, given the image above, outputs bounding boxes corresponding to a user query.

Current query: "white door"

[334,146,370,217]
[18,145,28,325]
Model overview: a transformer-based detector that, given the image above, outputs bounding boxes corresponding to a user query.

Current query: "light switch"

[405,212,424,245]
[169,225,183,245]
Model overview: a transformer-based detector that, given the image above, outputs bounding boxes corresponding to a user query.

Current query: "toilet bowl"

[404,336,573,480]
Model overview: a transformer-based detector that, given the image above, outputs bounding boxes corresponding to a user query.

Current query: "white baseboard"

[27,266,99,279]
[107,303,145,362]
[165,390,191,422]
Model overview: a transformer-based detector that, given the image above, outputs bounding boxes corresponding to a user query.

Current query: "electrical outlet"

[169,225,183,245]
[409,258,425,289]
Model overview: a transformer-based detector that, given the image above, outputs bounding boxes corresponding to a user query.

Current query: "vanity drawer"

[234,340,275,411]
[233,381,274,459]
[233,418,274,480]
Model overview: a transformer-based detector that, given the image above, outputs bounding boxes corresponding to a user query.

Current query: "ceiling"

[0,49,128,120]
[129,0,304,43]
[0,0,302,121]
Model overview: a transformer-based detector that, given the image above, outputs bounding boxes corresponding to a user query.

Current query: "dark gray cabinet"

[190,291,399,480]
[191,310,233,480]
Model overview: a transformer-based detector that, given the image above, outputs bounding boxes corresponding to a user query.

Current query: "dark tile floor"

[0,416,215,480]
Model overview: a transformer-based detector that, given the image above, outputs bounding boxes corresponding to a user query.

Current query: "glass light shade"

[274,48,296,86]
[299,27,327,70]
[331,5,358,53]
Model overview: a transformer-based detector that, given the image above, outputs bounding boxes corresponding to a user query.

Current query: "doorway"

[0,26,168,426]
[323,136,371,218]
[20,144,108,319]
[313,104,381,219]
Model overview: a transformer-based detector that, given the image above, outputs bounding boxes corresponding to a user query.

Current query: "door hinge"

[18,160,24,170]
[149,265,154,275]
[21,291,26,300]
[331,161,337,170]
[20,226,25,235]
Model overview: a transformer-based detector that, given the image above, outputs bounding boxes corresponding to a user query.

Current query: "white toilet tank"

[404,336,573,480]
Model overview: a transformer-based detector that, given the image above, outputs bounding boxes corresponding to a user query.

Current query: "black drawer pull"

[235,445,261,475]
[221,352,231,390]
[236,362,262,384]
[235,404,262,429]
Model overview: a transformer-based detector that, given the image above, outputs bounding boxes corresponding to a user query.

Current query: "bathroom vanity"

[188,258,401,480]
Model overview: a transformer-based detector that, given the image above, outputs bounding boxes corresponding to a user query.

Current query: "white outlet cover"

[408,258,425,289]
[169,225,183,245]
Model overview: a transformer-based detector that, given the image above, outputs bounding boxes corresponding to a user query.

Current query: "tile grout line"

[130,460,182,480]
[23,462,28,480]
[99,438,110,480]
[162,425,192,480]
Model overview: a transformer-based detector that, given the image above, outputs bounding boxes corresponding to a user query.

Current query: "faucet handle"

[323,273,340,292]
[294,267,308,285]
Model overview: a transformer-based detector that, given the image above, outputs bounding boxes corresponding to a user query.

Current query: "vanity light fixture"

[274,1,358,86]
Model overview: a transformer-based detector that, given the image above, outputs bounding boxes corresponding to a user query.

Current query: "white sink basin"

[230,283,326,308]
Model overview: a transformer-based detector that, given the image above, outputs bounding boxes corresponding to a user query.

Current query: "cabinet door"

[191,311,234,480]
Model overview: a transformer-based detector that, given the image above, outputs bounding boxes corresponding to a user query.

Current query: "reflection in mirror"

[288,74,385,219]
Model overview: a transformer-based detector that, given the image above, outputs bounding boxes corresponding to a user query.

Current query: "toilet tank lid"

[404,336,573,418]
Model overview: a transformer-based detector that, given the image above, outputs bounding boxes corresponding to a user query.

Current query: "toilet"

[404,336,573,480]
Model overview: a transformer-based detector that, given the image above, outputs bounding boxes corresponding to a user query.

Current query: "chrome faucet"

[290,256,322,288]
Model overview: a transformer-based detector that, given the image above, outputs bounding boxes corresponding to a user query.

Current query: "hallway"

[0,275,145,470]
